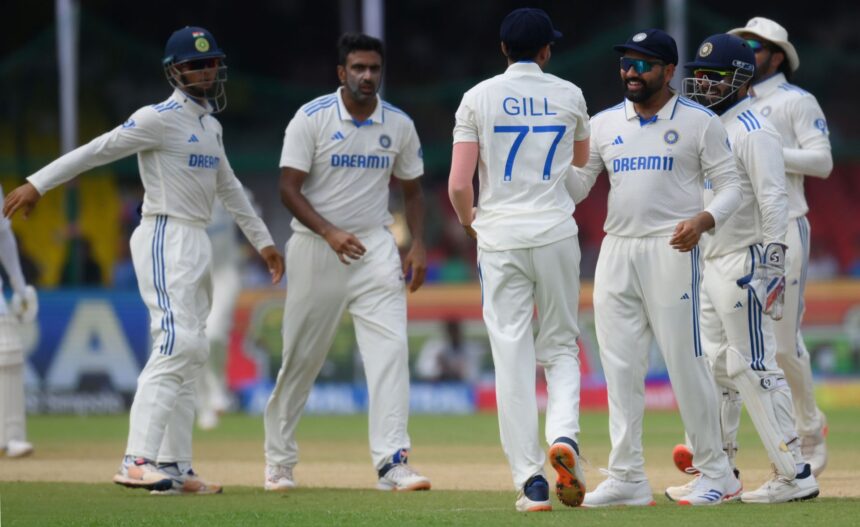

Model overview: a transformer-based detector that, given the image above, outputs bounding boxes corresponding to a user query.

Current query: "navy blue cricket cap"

[614,28,678,65]
[163,26,225,66]
[500,8,562,50]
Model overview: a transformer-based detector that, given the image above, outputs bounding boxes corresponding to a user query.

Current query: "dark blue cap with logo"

[685,33,755,74]
[163,26,225,66]
[500,8,562,50]
[614,28,678,65]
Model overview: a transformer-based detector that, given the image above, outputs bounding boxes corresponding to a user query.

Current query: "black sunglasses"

[620,57,665,74]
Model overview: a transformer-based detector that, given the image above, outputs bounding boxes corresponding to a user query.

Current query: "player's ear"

[336,64,346,85]
[500,42,509,58]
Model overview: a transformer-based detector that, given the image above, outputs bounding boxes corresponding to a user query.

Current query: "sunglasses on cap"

[745,39,767,53]
[693,69,732,82]
[620,57,665,74]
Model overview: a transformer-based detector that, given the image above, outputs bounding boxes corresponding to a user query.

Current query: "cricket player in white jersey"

[665,33,819,504]
[3,27,284,494]
[673,16,832,479]
[449,7,590,512]
[264,33,430,492]
[195,198,244,430]
[0,185,38,459]
[564,29,745,507]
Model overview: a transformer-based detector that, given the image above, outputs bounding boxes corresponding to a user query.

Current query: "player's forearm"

[280,185,338,237]
[783,146,833,179]
[402,182,426,245]
[217,183,274,252]
[448,142,478,225]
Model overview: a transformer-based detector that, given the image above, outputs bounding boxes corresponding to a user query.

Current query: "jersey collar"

[624,92,680,125]
[336,86,383,128]
[504,61,543,76]
[171,88,212,116]
[750,72,786,99]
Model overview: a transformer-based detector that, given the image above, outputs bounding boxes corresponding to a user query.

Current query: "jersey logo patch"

[814,118,828,135]
[734,301,743,309]
[680,293,690,300]
[188,134,199,143]
[379,134,392,148]
[331,131,345,141]
[612,135,624,145]
[663,130,679,144]
[761,106,772,117]
[122,119,136,129]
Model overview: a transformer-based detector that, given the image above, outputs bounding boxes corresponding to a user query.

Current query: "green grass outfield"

[1,409,859,526]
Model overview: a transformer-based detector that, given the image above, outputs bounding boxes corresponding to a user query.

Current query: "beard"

[623,76,662,103]
[346,77,378,103]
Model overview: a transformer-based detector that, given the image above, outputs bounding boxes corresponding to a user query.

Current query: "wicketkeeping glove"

[11,285,39,323]
[737,243,787,321]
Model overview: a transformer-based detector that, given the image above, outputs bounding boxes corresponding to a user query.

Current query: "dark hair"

[503,43,544,63]
[338,33,384,65]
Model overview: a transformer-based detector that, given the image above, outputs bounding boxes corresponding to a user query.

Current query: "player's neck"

[341,89,378,122]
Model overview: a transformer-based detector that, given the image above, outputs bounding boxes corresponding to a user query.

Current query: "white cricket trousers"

[127,215,212,463]
[196,263,241,414]
[0,315,27,447]
[264,228,410,471]
[776,216,824,436]
[478,235,582,490]
[594,235,730,481]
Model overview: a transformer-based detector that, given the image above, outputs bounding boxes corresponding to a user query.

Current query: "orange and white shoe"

[672,444,697,474]
[150,463,223,495]
[548,438,586,507]
[112,457,173,491]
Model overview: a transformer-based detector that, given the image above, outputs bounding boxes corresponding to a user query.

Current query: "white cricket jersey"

[27,89,274,251]
[576,94,742,237]
[452,61,590,251]
[701,98,788,259]
[279,87,423,236]
[750,73,831,219]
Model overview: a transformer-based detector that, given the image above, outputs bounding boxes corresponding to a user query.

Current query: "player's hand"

[462,224,477,240]
[3,183,41,219]
[260,246,285,284]
[324,228,366,265]
[11,285,39,323]
[670,212,713,252]
[402,239,427,292]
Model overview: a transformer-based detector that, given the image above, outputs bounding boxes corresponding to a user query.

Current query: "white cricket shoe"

[548,438,586,507]
[665,475,700,502]
[677,471,741,506]
[515,475,552,512]
[741,464,819,504]
[582,471,655,507]
[112,456,173,491]
[151,463,223,495]
[5,440,34,458]
[801,420,828,477]
[264,464,297,491]
[377,463,431,491]
[376,449,431,491]
[666,469,742,502]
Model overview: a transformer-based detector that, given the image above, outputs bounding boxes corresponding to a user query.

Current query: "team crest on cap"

[379,134,392,148]
[195,37,210,52]
[632,32,648,42]
[699,42,713,57]
[664,130,679,145]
